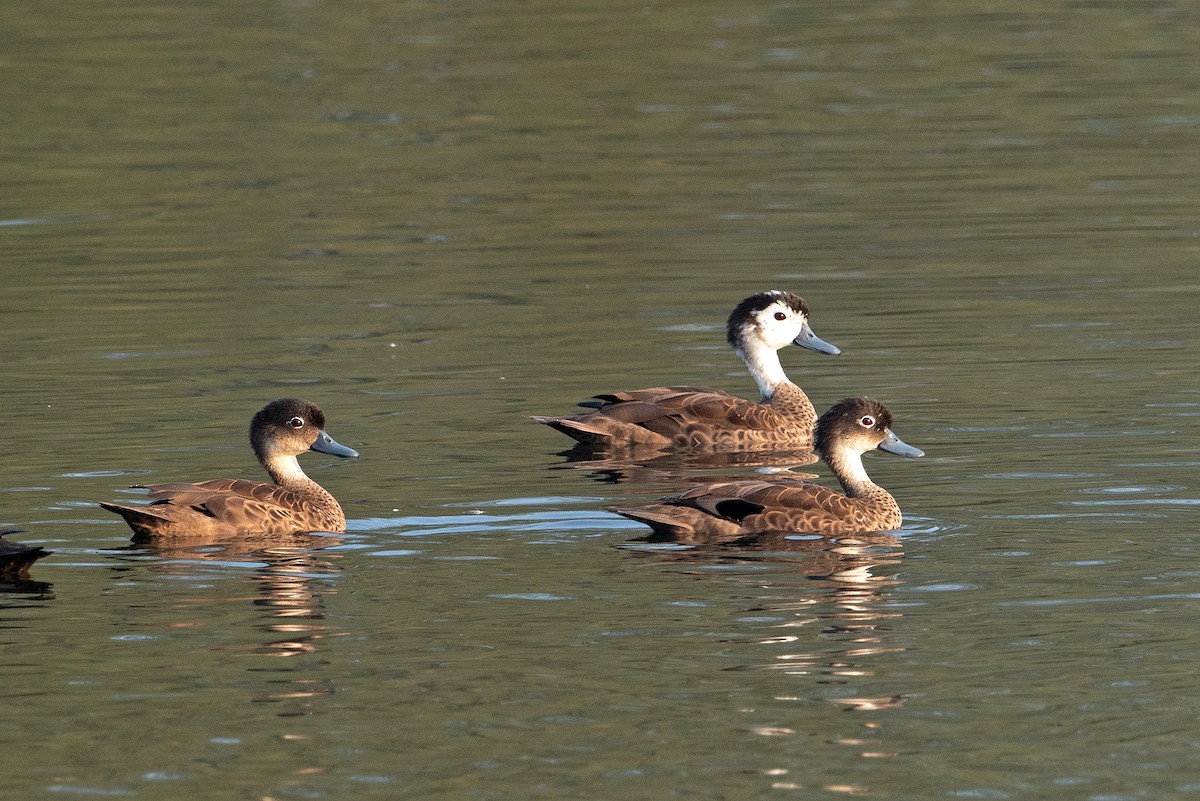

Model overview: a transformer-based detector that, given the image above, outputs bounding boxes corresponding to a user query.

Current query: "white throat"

[265,454,311,486]
[828,448,875,496]
[737,343,789,400]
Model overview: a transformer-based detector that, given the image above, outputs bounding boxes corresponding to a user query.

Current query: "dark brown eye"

[288,417,305,429]
[774,311,787,321]
[859,415,876,428]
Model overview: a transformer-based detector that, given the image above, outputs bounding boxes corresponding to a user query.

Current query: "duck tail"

[531,414,617,447]
[608,505,697,540]
[99,502,170,537]
[0,530,52,578]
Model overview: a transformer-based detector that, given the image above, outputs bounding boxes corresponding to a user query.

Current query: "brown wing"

[594,386,791,443]
[145,478,301,507]
[672,479,853,535]
[536,385,798,452]
[615,477,896,544]
[101,480,326,538]
[150,480,316,528]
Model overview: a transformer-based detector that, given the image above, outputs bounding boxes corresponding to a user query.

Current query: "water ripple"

[0,214,109,227]
[47,787,133,798]
[349,509,629,537]
[998,593,1200,607]
[1067,498,1200,507]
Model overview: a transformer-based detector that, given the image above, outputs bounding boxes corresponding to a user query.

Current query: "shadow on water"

[0,576,54,599]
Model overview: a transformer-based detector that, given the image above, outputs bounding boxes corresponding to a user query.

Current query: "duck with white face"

[610,396,923,543]
[533,290,841,454]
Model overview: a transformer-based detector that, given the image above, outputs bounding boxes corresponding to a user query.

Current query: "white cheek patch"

[754,303,803,349]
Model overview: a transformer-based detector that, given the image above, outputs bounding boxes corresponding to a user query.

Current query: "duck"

[610,397,922,542]
[0,529,52,578]
[101,398,359,539]
[532,290,841,453]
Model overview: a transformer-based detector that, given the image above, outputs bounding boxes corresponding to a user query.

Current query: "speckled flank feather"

[611,397,921,543]
[101,398,357,540]
[101,478,347,539]
[612,477,901,543]
[533,291,839,453]
[533,382,820,451]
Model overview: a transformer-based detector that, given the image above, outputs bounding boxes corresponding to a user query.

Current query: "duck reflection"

[627,528,906,694]
[548,446,820,487]
[126,533,345,708]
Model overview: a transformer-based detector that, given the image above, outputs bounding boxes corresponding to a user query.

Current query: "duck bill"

[793,322,841,355]
[310,430,360,458]
[878,430,924,458]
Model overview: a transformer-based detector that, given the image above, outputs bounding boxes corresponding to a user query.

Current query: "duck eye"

[773,311,787,321]
[288,417,305,429]
[859,415,876,428]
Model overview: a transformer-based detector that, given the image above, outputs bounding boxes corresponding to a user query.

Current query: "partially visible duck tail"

[0,529,53,578]
[608,505,699,540]
[530,414,607,444]
[99,502,174,538]
[531,414,671,451]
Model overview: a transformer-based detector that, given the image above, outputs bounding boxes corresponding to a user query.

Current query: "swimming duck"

[101,398,359,539]
[533,291,840,452]
[0,529,52,578]
[611,397,922,542]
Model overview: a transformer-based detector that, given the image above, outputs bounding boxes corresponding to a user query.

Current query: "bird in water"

[101,398,358,539]
[610,397,922,543]
[0,529,52,579]
[533,290,840,453]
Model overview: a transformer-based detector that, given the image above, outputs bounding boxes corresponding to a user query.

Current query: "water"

[3,0,1199,798]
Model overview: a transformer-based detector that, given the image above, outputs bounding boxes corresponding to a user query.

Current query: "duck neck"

[736,343,790,401]
[264,454,315,489]
[823,448,878,499]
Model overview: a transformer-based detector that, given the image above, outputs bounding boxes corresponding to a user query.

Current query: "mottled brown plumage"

[611,397,923,543]
[533,291,840,453]
[101,398,359,540]
[0,529,52,578]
